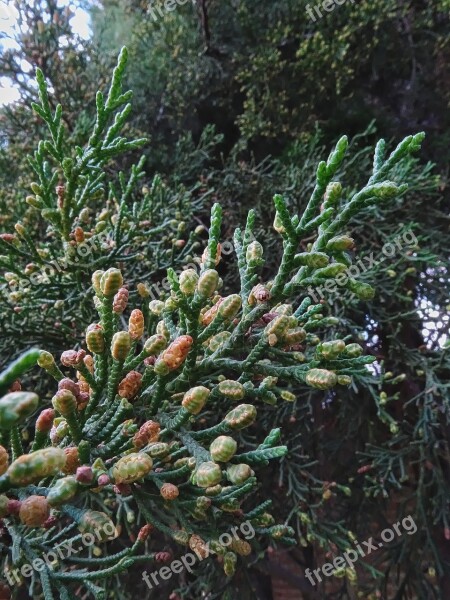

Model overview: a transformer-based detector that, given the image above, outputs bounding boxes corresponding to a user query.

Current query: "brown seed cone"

[58,378,81,399]
[0,446,9,476]
[118,371,142,400]
[78,380,90,394]
[35,409,55,434]
[160,335,193,370]
[160,483,179,501]
[201,298,223,326]
[189,534,209,559]
[129,309,144,340]
[113,287,129,314]
[19,495,49,527]
[138,523,154,541]
[9,380,21,392]
[84,355,94,373]
[133,420,161,449]
[73,226,85,243]
[62,447,80,475]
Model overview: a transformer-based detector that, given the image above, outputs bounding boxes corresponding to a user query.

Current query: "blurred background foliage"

[0,0,450,598]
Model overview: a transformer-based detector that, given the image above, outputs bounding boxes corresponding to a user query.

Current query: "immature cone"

[113,287,129,314]
[47,476,78,506]
[19,495,49,527]
[249,284,271,305]
[7,447,66,485]
[86,324,105,354]
[195,461,222,488]
[100,268,123,297]
[224,404,257,430]
[197,269,219,297]
[0,446,9,475]
[129,309,144,340]
[182,386,210,415]
[111,331,132,361]
[246,241,264,267]
[155,335,193,374]
[52,389,77,417]
[133,421,161,449]
[273,211,285,234]
[76,466,94,484]
[37,350,55,370]
[218,380,245,401]
[179,269,199,295]
[160,483,179,500]
[61,349,86,368]
[0,391,39,429]
[305,368,338,390]
[118,371,142,400]
[210,436,237,463]
[111,453,153,484]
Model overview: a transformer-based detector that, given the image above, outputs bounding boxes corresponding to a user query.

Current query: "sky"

[0,0,91,107]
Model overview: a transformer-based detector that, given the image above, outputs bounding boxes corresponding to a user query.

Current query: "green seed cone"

[52,389,77,417]
[47,476,79,506]
[226,463,253,485]
[224,404,257,430]
[210,436,237,462]
[305,368,338,390]
[111,331,132,361]
[7,447,66,485]
[100,268,123,297]
[195,461,222,488]
[0,391,39,429]
[182,386,210,415]
[78,510,116,542]
[197,269,219,297]
[179,269,199,295]
[111,453,153,484]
